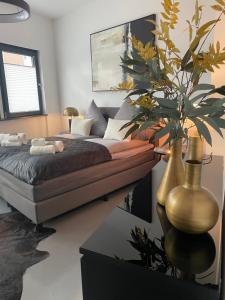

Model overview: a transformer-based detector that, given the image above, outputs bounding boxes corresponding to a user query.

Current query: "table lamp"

[63,107,79,131]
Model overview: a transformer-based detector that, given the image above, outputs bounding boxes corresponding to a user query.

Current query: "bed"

[0,107,159,224]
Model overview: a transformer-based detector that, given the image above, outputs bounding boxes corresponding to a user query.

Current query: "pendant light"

[0,0,30,23]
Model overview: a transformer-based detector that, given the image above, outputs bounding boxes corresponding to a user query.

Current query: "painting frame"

[90,14,156,92]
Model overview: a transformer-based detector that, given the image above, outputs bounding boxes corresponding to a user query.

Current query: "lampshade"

[63,107,79,118]
[0,0,30,23]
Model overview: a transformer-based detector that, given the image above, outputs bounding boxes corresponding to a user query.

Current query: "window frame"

[0,43,44,119]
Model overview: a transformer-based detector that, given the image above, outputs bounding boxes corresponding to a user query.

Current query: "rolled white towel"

[18,133,27,145]
[31,138,46,146]
[0,134,9,142]
[54,141,64,153]
[46,141,64,153]
[8,135,21,142]
[30,145,56,155]
[1,140,22,147]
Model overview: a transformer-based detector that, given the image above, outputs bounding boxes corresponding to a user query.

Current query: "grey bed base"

[0,157,158,224]
[0,107,159,224]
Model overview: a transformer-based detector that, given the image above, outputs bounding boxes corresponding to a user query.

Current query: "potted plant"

[119,0,225,205]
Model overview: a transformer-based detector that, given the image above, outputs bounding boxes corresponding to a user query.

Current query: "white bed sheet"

[85,138,149,154]
[55,135,153,159]
[55,133,97,140]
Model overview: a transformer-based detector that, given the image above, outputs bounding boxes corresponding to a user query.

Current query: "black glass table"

[80,156,224,300]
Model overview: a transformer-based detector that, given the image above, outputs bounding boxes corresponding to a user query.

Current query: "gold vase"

[166,160,219,234]
[156,204,172,235]
[156,139,185,206]
[187,136,203,161]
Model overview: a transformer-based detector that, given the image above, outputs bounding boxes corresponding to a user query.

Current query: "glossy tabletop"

[80,156,224,299]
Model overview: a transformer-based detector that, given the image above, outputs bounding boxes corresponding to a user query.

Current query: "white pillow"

[103,118,132,141]
[71,118,94,136]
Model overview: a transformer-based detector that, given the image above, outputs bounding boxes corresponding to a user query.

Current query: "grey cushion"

[86,100,107,137]
[100,107,119,120]
[114,101,139,120]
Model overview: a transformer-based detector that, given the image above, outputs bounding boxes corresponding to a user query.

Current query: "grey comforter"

[0,138,112,185]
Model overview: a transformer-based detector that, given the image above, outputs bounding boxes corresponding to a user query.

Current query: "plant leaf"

[155,97,178,109]
[211,4,223,11]
[182,61,194,72]
[155,123,173,140]
[181,37,199,70]
[120,121,133,131]
[130,112,146,122]
[123,124,140,139]
[125,89,149,99]
[121,56,146,67]
[214,118,225,129]
[192,84,215,93]
[190,92,208,103]
[138,120,156,132]
[161,133,175,146]
[216,0,225,6]
[191,86,225,102]
[121,65,150,82]
[188,106,220,117]
[187,20,193,41]
[196,20,218,36]
[202,98,225,107]
[183,96,193,115]
[189,117,212,145]
[154,107,180,119]
[209,85,225,96]
[200,116,224,137]
[181,32,204,69]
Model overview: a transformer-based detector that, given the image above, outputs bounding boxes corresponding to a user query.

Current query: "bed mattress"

[0,138,111,185]
[85,138,149,153]
[0,145,155,203]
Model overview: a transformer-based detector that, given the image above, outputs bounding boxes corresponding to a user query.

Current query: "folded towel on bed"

[31,138,46,146]
[1,141,22,147]
[18,133,27,145]
[0,133,27,145]
[30,139,64,154]
[46,141,64,153]
[0,134,9,142]
[54,141,64,153]
[30,145,56,155]
[8,135,21,142]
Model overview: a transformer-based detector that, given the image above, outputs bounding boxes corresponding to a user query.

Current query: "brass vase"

[187,136,203,161]
[166,160,219,234]
[156,139,185,206]
[156,204,172,234]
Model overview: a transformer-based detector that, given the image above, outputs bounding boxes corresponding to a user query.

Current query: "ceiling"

[26,0,88,19]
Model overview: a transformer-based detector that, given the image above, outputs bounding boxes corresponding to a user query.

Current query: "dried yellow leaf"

[135,95,155,109]
[116,78,136,91]
[211,4,223,11]
[161,12,170,20]
[216,0,225,6]
[131,37,157,62]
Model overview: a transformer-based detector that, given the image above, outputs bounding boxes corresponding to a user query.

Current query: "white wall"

[0,13,62,137]
[54,0,211,110]
[210,14,225,161]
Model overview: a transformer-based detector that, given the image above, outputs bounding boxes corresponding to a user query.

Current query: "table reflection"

[119,201,216,283]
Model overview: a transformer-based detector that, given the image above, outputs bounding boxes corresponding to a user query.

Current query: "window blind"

[4,63,40,113]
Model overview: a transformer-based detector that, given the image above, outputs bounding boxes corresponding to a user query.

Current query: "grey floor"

[0,187,131,300]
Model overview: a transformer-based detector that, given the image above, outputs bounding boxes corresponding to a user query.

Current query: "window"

[0,43,43,119]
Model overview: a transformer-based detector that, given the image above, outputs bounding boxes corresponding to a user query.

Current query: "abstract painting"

[90,14,156,91]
